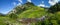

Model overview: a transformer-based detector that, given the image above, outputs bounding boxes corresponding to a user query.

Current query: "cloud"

[13,2,17,6]
[42,1,44,4]
[37,1,46,7]
[12,2,21,6]
[18,0,22,3]
[15,0,22,6]
[12,0,22,6]
[48,0,60,5]
[17,3,21,6]
[37,4,49,7]
[38,4,45,7]
[27,0,31,2]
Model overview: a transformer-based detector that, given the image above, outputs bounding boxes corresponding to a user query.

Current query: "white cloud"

[38,4,45,7]
[27,0,31,2]
[37,1,46,7]
[48,0,60,5]
[37,3,49,7]
[12,2,16,6]
[18,0,22,3]
[14,0,22,6]
[12,2,22,6]
[42,1,44,4]
[17,3,21,6]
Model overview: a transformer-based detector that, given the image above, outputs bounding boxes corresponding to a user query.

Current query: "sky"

[0,0,60,14]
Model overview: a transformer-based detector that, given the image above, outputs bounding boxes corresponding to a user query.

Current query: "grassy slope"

[18,6,46,18]
[0,17,6,25]
[0,16,17,25]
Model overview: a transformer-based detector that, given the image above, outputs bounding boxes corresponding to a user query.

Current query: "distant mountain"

[0,13,6,16]
[8,2,35,15]
[7,2,48,19]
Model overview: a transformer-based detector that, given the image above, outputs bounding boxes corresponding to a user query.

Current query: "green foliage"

[9,13,18,19]
[0,17,9,25]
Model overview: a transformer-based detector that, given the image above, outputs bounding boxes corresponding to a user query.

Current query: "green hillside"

[0,2,60,25]
[18,7,46,18]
